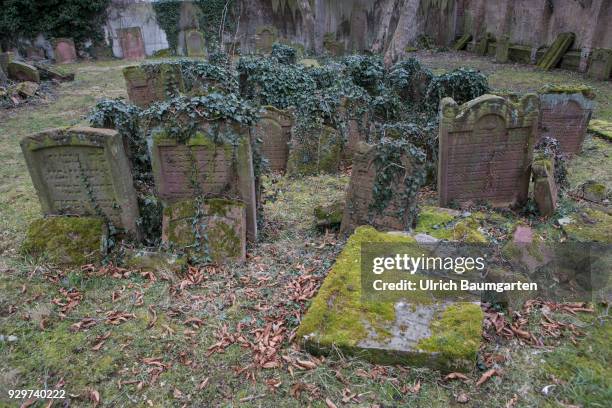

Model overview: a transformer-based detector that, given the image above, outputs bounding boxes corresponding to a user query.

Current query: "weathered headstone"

[255,26,278,54]
[20,127,141,237]
[495,35,510,63]
[185,30,206,57]
[287,125,343,176]
[453,34,472,51]
[53,38,77,64]
[339,97,370,161]
[340,142,420,234]
[323,33,345,57]
[162,199,247,263]
[588,48,612,81]
[123,63,185,108]
[538,87,595,155]
[532,153,557,217]
[253,106,293,172]
[438,94,539,208]
[475,33,493,56]
[0,52,14,74]
[150,125,258,241]
[7,61,40,83]
[537,32,575,70]
[117,27,146,60]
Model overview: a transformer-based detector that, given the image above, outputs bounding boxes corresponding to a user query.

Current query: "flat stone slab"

[589,119,612,141]
[296,227,483,372]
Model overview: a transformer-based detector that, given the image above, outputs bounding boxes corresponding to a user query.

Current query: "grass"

[0,54,611,407]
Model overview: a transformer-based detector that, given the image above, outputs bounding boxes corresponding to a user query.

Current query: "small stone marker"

[123,63,185,107]
[162,199,247,263]
[118,27,146,60]
[287,125,342,175]
[495,35,510,63]
[537,32,575,70]
[0,51,14,74]
[20,127,141,237]
[475,33,493,56]
[185,30,206,57]
[7,61,40,83]
[538,86,595,155]
[453,34,472,51]
[438,94,539,208]
[253,106,293,171]
[21,217,108,265]
[532,153,557,217]
[151,127,258,241]
[340,142,420,234]
[588,48,612,81]
[53,38,77,64]
[255,26,277,54]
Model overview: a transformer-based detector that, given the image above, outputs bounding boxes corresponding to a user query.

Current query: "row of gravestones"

[456,32,611,80]
[340,89,595,234]
[113,27,207,60]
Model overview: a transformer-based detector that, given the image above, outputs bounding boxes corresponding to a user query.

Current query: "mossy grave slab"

[589,119,612,142]
[21,216,107,265]
[296,227,483,372]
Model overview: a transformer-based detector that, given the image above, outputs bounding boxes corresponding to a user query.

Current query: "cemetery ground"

[0,53,611,407]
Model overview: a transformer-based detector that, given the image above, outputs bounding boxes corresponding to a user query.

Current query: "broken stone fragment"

[532,154,558,217]
[576,180,609,203]
[14,81,39,98]
[7,61,40,83]
[21,217,108,265]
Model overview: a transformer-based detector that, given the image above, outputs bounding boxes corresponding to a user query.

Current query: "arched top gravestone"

[52,38,77,64]
[185,30,206,57]
[438,94,540,208]
[20,127,141,237]
[117,27,146,60]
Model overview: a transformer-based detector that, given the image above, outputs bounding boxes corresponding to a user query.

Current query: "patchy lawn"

[0,54,610,407]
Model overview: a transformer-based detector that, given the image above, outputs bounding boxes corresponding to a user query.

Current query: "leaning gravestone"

[20,127,141,237]
[438,94,539,208]
[537,32,575,70]
[538,86,595,155]
[495,35,510,63]
[340,142,420,234]
[185,30,206,57]
[532,153,557,217]
[252,106,293,172]
[52,38,77,64]
[117,27,146,60]
[123,63,185,107]
[588,48,612,81]
[7,61,40,83]
[150,122,258,242]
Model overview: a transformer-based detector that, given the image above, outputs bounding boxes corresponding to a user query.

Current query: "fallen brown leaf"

[476,369,500,386]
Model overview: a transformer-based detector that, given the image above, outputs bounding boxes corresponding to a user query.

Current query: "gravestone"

[117,27,146,60]
[532,153,557,217]
[53,38,77,64]
[253,106,293,171]
[287,125,343,176]
[539,87,595,155]
[495,35,510,63]
[453,34,472,51]
[588,48,612,81]
[162,199,247,263]
[475,33,493,56]
[438,94,539,208]
[0,52,14,74]
[255,26,277,54]
[7,61,40,83]
[537,32,575,70]
[20,127,141,237]
[340,142,419,234]
[123,63,185,108]
[339,98,370,160]
[151,124,258,241]
[185,30,206,57]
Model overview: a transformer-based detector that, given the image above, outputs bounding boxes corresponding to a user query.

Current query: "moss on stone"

[563,208,612,243]
[588,119,612,141]
[539,84,596,99]
[21,217,106,265]
[415,207,487,243]
[416,303,483,364]
[297,227,413,348]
